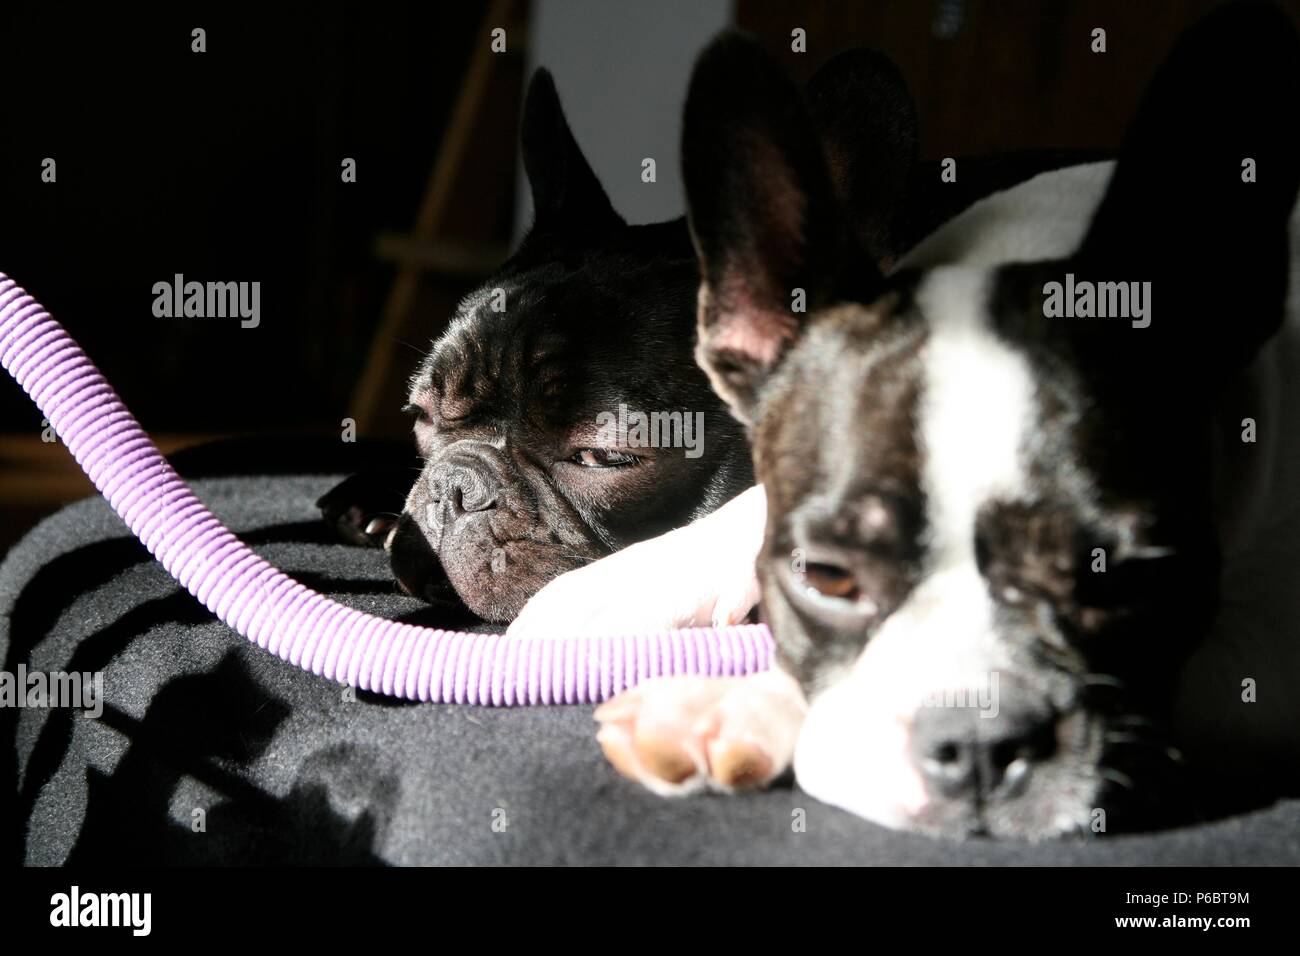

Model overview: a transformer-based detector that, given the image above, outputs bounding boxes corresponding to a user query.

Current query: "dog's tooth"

[365,517,395,536]
[1129,545,1177,560]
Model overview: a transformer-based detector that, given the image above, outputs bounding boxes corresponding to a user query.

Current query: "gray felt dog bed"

[4,441,1299,865]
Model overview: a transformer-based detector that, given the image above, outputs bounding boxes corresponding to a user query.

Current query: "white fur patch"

[795,566,1014,827]
[914,267,1037,566]
[900,161,1114,270]
[507,484,765,638]
[796,219,1050,828]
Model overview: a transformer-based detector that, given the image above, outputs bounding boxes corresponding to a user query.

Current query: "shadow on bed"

[4,438,1298,865]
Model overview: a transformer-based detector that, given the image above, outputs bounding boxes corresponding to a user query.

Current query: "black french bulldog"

[322,50,964,623]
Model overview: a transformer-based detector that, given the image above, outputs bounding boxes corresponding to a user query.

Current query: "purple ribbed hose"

[0,275,774,703]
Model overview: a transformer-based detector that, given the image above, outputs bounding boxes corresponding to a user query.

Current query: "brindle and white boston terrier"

[592,5,1300,838]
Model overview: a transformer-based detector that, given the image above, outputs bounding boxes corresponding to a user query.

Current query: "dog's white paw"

[594,670,806,796]
[506,485,765,639]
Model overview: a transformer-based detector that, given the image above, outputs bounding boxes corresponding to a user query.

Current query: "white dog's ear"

[682,34,880,425]
[1075,3,1300,374]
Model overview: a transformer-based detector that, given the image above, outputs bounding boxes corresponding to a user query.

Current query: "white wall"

[515,0,734,237]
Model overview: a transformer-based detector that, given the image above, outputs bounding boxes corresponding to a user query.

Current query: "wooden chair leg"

[350,0,516,433]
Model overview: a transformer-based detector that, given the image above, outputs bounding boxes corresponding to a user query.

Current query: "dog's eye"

[401,403,431,424]
[570,448,638,468]
[802,563,861,602]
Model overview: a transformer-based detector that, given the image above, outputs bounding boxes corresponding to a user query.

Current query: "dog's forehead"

[755,302,919,509]
[757,264,1114,565]
[409,263,702,422]
[911,266,1044,554]
[423,248,693,378]
[412,275,571,390]
[763,272,1044,488]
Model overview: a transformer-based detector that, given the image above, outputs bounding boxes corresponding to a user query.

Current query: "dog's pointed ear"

[804,47,919,265]
[521,69,624,235]
[684,34,877,424]
[1075,3,1300,374]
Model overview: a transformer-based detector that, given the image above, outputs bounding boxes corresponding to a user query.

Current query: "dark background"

[3,0,1299,551]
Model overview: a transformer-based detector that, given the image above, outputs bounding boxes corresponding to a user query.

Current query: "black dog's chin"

[389,514,584,623]
[446,539,587,623]
[388,515,463,607]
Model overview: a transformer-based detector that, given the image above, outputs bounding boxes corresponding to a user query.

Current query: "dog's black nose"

[430,461,499,516]
[911,694,1057,801]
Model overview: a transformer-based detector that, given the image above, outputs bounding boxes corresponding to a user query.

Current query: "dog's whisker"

[1104,732,1148,744]
[1110,714,1158,728]
[1083,673,1126,689]
[396,338,432,358]
[1099,768,1137,791]
[1104,733,1186,765]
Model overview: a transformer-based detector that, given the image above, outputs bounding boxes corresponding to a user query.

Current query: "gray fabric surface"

[4,471,1300,865]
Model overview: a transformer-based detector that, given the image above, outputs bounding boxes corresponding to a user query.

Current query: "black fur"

[388,69,750,622]
[327,47,967,622]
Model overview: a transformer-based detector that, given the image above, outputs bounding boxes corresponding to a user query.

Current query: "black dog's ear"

[521,69,624,235]
[1075,3,1300,375]
[804,47,919,265]
[683,33,876,424]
